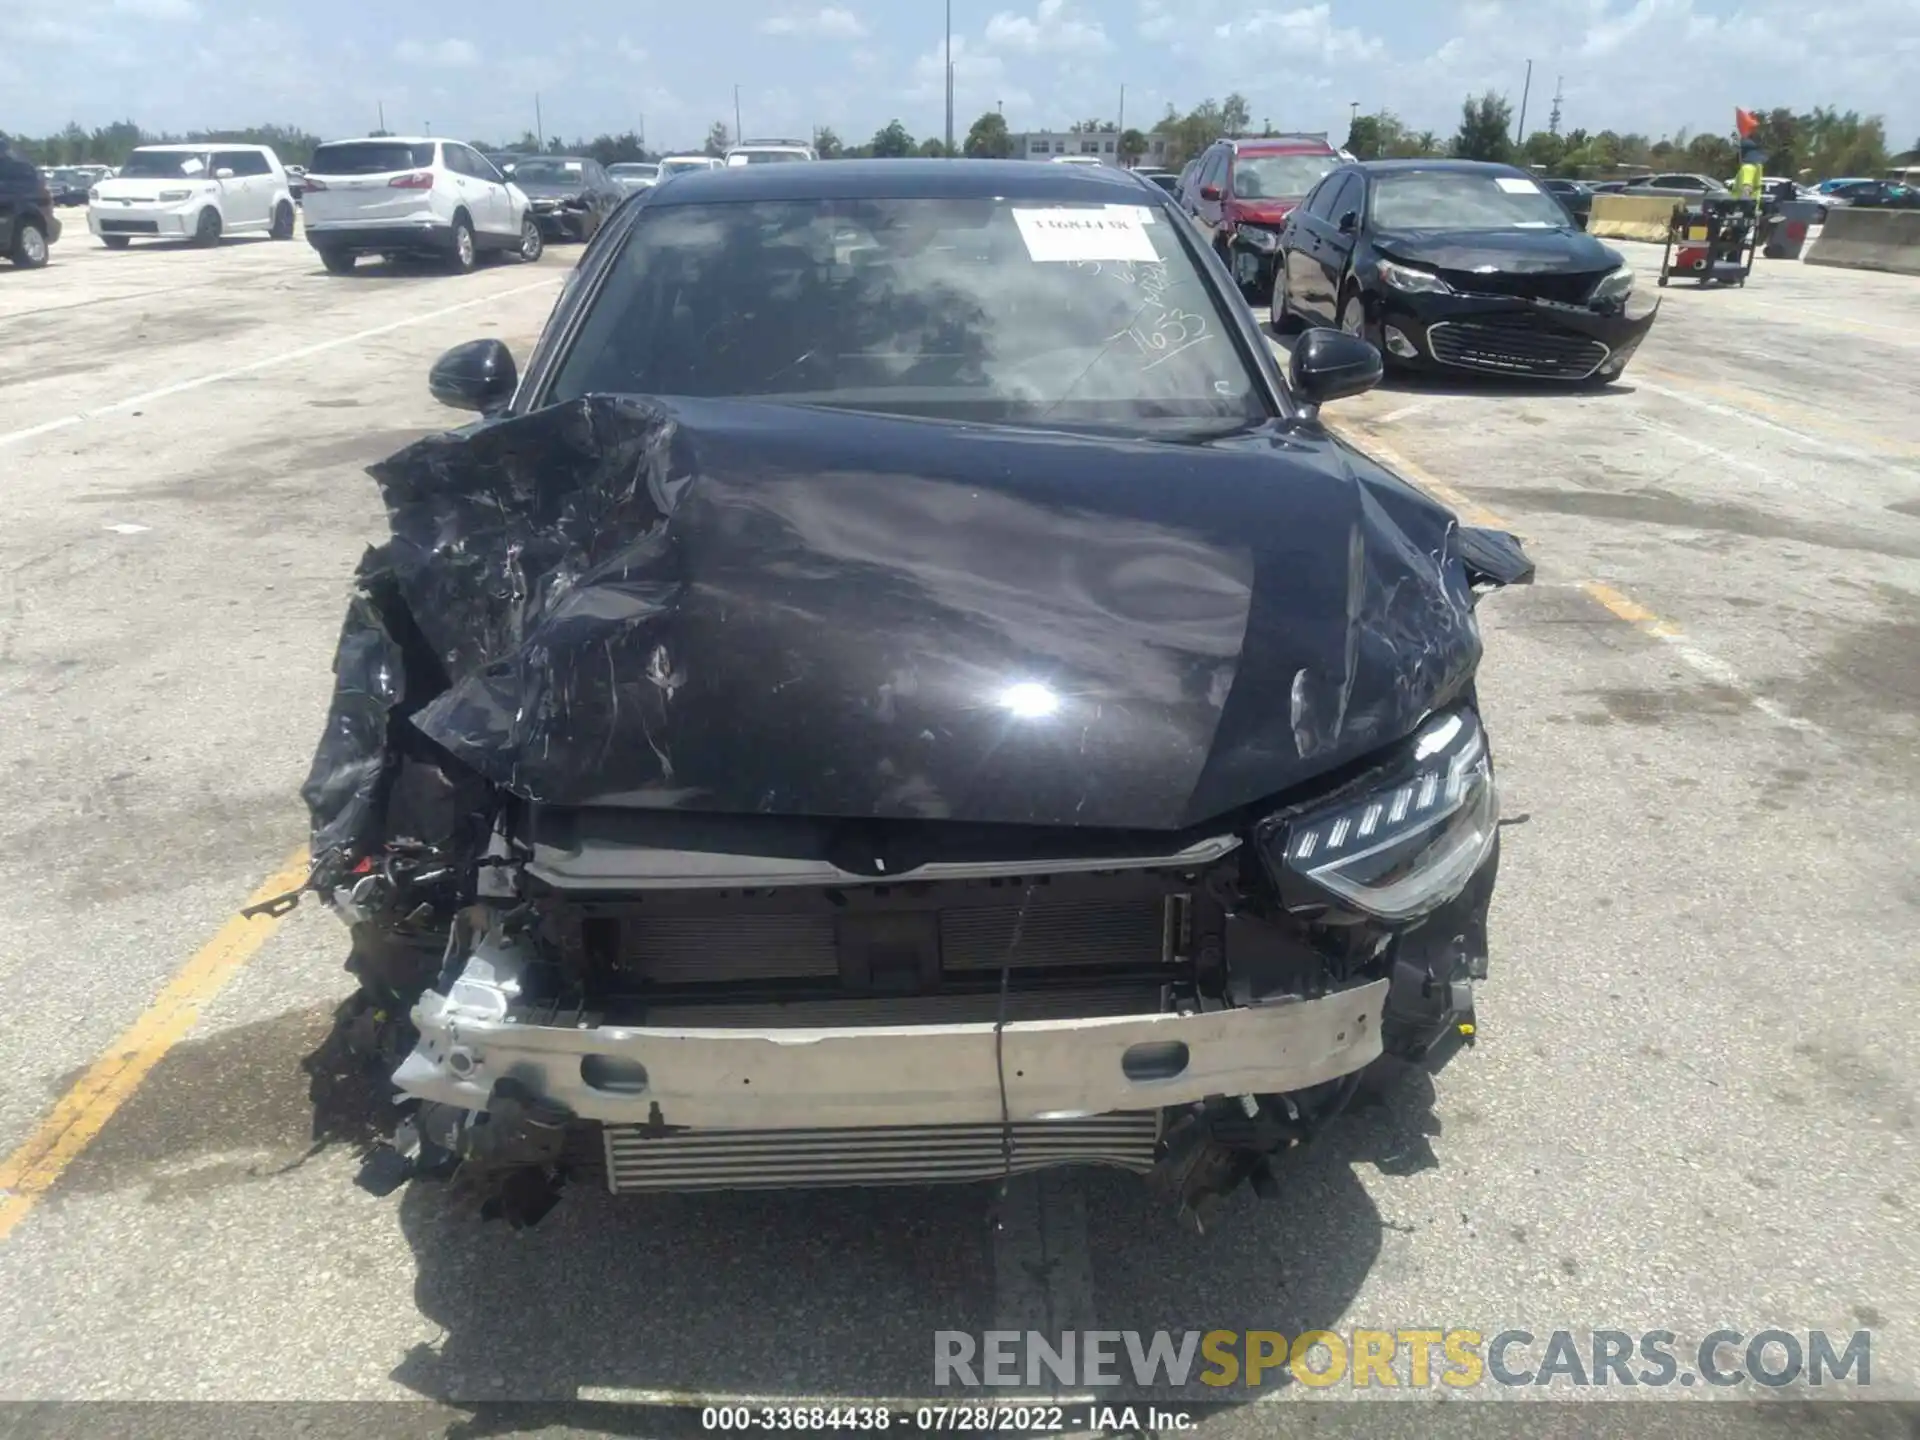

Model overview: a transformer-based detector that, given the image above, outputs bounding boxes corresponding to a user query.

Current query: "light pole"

[734,85,743,146]
[1515,60,1533,145]
[1349,100,1359,134]
[944,0,954,156]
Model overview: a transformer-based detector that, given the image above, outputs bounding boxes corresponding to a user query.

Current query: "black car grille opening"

[1436,269,1602,306]
[1427,313,1609,379]
[98,219,159,235]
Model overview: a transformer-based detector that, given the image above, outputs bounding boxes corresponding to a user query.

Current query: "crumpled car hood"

[302,396,1527,850]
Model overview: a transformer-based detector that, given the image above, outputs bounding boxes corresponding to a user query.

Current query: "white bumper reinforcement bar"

[393,977,1389,1130]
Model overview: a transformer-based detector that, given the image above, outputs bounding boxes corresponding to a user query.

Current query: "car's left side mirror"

[214,168,235,180]
[1290,327,1382,406]
[430,338,518,414]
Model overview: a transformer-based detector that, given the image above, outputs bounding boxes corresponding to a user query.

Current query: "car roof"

[320,135,439,146]
[519,155,592,163]
[1227,137,1337,155]
[134,142,272,153]
[1353,159,1530,176]
[648,157,1164,204]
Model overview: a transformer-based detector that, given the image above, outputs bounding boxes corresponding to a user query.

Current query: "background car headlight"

[158,189,192,202]
[89,187,101,203]
[1235,225,1280,253]
[1264,708,1498,922]
[1377,259,1453,295]
[1591,265,1635,302]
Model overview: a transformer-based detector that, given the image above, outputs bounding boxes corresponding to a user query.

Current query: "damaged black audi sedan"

[1273,159,1659,382]
[297,159,1532,1227]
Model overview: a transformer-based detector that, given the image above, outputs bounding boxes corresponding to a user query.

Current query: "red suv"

[1182,135,1342,300]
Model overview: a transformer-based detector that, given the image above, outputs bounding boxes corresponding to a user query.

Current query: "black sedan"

[1272,159,1659,384]
[1538,177,1593,228]
[307,159,1533,1222]
[508,155,624,241]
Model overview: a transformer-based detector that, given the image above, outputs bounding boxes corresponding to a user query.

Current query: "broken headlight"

[1265,708,1498,922]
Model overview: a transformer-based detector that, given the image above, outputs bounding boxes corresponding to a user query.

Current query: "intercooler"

[601,1112,1163,1193]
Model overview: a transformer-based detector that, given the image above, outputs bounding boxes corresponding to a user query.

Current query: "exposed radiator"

[603,1113,1163,1193]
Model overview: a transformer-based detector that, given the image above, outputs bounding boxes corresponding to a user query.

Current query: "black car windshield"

[660,159,710,175]
[549,196,1267,431]
[1234,152,1337,199]
[309,141,436,175]
[514,159,589,185]
[1371,170,1572,229]
[119,150,212,180]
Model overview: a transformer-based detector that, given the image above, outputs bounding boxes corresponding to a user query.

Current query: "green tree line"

[1348,93,1895,182]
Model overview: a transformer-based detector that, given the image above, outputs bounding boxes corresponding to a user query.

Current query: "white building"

[1009,131,1174,167]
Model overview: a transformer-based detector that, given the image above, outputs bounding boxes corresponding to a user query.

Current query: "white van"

[88,144,296,248]
[301,136,540,275]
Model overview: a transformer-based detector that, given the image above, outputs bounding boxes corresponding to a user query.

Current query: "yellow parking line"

[0,848,310,1243]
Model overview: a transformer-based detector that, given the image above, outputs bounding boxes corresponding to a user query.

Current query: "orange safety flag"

[1735,107,1760,138]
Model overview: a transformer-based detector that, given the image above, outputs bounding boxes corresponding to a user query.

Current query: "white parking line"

[0,276,560,452]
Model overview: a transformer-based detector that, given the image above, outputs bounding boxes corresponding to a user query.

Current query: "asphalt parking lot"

[1,224,1917,1425]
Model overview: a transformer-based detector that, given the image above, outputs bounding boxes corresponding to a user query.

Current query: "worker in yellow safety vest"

[1733,158,1764,198]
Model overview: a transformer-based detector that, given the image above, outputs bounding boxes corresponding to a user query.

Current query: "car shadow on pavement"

[34,985,1429,1414]
[370,1047,1431,1411]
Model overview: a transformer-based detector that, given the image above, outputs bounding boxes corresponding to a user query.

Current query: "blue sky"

[3,0,1915,154]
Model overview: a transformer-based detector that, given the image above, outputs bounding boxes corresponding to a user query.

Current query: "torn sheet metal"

[304,395,1524,845]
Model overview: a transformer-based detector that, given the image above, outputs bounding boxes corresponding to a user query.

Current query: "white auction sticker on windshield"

[1014,206,1158,262]
[180,156,205,175]
[1495,176,1541,194]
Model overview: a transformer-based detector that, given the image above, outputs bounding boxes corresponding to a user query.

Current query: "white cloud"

[759,7,868,39]
[110,0,199,20]
[394,37,479,68]
[985,0,1110,55]
[1213,5,1384,63]
[615,36,647,63]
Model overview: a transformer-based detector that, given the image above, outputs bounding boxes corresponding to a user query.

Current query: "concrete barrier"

[1588,194,1681,242]
[1803,206,1920,276]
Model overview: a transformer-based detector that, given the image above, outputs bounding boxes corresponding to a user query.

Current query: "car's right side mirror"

[1290,328,1382,406]
[430,338,518,414]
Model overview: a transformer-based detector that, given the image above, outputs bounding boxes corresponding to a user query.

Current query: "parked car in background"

[1131,168,1181,193]
[510,155,625,241]
[1814,176,1874,194]
[657,154,722,179]
[1272,160,1658,384]
[1,151,60,267]
[1183,133,1342,300]
[482,153,532,179]
[1538,177,1593,228]
[88,144,296,247]
[607,161,660,193]
[725,139,817,165]
[1822,179,1920,210]
[47,168,94,205]
[1622,172,1727,198]
[301,136,540,274]
[286,165,307,200]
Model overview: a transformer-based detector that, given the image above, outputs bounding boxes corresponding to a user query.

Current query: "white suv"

[301,136,541,275]
[88,144,296,248]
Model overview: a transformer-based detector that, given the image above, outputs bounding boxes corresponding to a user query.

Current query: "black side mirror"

[430,338,518,414]
[1337,209,1358,234]
[1290,327,1382,407]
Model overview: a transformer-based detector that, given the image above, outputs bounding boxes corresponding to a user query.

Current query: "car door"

[452,145,511,237]
[1315,173,1363,316]
[1292,172,1352,321]
[1192,148,1229,240]
[582,161,617,235]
